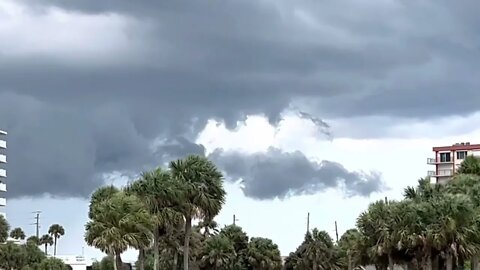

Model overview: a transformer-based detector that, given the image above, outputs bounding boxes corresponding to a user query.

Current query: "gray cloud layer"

[210,148,384,200]
[1,0,478,198]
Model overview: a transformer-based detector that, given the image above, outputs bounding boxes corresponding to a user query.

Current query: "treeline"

[0,217,68,270]
[285,155,480,270]
[86,154,480,270]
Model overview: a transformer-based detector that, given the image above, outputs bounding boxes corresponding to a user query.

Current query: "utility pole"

[31,211,41,238]
[385,196,388,204]
[306,212,310,234]
[233,214,239,225]
[335,221,339,243]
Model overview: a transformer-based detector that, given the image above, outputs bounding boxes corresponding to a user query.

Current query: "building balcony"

[0,140,5,149]
[427,158,454,164]
[428,169,453,177]
[0,169,5,178]
[0,183,7,192]
[0,198,7,206]
[0,154,5,163]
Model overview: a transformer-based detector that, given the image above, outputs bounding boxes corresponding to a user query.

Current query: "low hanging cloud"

[209,148,385,200]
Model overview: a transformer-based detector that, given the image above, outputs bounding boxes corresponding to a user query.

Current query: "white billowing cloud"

[0,0,152,66]
[197,113,480,254]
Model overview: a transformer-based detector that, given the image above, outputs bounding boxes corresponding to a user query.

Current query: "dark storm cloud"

[2,0,480,197]
[210,148,384,200]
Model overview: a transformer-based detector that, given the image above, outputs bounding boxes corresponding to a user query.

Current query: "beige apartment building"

[427,142,480,184]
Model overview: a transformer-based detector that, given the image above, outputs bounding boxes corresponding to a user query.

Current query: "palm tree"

[199,235,236,270]
[169,155,226,270]
[9,227,25,240]
[124,168,183,270]
[303,229,342,270]
[339,229,362,270]
[48,224,65,256]
[0,214,10,243]
[457,155,480,175]
[85,191,153,270]
[26,235,40,245]
[246,237,283,270]
[39,234,54,255]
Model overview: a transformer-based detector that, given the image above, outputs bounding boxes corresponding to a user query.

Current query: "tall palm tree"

[169,155,226,270]
[125,168,183,270]
[48,224,65,256]
[85,191,153,270]
[0,214,10,243]
[303,229,342,270]
[9,227,25,240]
[39,234,54,255]
[339,229,362,270]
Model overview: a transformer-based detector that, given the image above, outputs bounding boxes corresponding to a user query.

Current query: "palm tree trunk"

[388,253,394,270]
[446,254,453,270]
[54,237,57,256]
[347,253,353,270]
[473,255,480,270]
[137,248,145,270]
[115,252,123,270]
[153,229,160,270]
[183,217,192,270]
[173,251,178,270]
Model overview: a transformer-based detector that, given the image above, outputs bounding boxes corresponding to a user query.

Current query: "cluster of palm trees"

[85,155,270,270]
[86,154,480,270]
[0,215,67,269]
[283,155,480,270]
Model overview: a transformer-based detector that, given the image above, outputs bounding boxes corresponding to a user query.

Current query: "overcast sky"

[2,0,480,262]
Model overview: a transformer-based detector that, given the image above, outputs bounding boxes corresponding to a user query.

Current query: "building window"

[440,152,451,162]
[457,151,467,160]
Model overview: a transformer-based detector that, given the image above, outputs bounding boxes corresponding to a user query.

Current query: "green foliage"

[0,241,27,270]
[26,236,40,245]
[0,240,46,270]
[457,155,480,175]
[0,214,10,243]
[246,237,283,270]
[199,235,236,270]
[36,257,68,270]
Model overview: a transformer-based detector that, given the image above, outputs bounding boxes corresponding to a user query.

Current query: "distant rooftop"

[0,130,6,135]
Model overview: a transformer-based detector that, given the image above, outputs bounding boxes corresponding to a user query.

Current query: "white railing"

[438,169,453,176]
[427,158,436,164]
[0,198,7,206]
[0,183,7,192]
[0,140,5,149]
[427,170,453,177]
[0,169,5,178]
[0,154,5,163]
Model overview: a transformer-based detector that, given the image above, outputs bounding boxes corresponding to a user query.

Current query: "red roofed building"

[427,142,480,184]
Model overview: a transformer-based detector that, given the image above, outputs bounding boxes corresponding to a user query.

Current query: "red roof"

[433,143,480,151]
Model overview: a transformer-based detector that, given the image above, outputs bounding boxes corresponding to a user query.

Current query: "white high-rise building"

[0,130,6,216]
